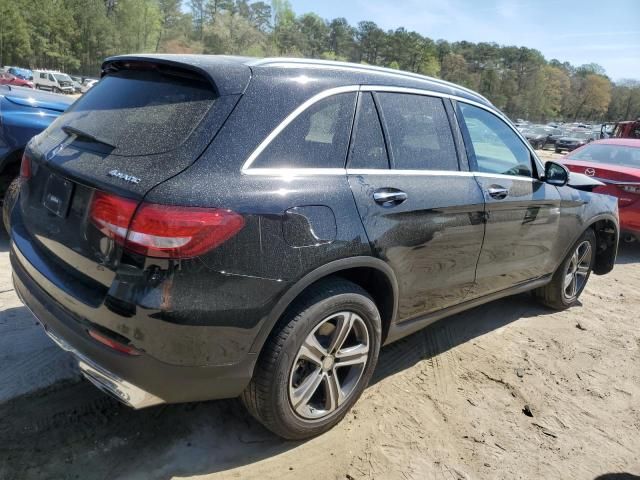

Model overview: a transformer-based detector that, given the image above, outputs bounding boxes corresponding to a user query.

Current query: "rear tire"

[241,278,381,440]
[534,228,596,310]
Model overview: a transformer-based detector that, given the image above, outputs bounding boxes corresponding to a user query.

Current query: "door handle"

[487,186,509,200]
[373,189,408,207]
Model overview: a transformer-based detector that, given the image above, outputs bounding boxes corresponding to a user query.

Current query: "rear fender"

[249,256,398,355]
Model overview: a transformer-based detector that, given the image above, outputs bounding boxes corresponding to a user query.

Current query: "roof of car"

[591,138,640,147]
[102,54,492,106]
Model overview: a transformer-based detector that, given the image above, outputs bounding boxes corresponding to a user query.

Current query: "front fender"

[556,186,619,275]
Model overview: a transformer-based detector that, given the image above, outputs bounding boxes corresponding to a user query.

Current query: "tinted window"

[348,93,388,169]
[50,69,217,156]
[253,93,356,169]
[459,103,533,177]
[377,93,458,171]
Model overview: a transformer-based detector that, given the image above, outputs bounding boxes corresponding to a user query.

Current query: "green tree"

[0,0,31,66]
[156,0,183,51]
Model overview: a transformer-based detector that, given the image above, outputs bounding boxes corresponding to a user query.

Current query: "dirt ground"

[1,177,640,480]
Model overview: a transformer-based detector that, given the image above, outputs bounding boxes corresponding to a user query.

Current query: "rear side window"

[348,92,388,169]
[53,69,217,156]
[458,103,533,178]
[252,92,357,169]
[376,92,458,171]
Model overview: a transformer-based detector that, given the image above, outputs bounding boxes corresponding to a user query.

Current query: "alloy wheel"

[288,311,370,420]
[562,240,592,301]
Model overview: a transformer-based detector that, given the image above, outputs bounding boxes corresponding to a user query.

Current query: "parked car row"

[0,70,34,89]
[517,121,599,152]
[2,65,98,95]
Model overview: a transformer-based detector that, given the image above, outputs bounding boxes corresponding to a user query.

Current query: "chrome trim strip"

[347,168,474,177]
[474,172,537,182]
[241,166,536,182]
[242,167,346,177]
[241,85,360,172]
[241,83,544,176]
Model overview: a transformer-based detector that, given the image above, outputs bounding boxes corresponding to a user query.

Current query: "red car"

[0,71,34,89]
[561,138,640,242]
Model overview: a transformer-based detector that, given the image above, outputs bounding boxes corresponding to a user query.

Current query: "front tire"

[534,228,596,310]
[242,278,381,439]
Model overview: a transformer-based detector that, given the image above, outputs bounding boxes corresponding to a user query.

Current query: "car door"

[455,101,562,297]
[347,90,486,322]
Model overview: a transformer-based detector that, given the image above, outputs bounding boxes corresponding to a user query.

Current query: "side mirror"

[545,161,569,187]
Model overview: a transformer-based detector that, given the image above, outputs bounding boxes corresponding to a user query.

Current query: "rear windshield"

[51,69,216,156]
[570,144,640,169]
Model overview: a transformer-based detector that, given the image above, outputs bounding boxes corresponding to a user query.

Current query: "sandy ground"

[1,152,639,479]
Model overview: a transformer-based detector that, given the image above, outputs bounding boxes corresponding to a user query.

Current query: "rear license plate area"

[42,174,74,218]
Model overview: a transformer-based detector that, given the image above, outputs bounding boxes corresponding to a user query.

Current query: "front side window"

[458,103,533,178]
[252,92,357,169]
[376,92,459,171]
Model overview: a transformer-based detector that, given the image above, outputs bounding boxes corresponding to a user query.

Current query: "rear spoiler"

[101,54,251,97]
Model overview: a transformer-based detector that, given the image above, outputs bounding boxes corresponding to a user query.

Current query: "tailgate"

[14,60,247,307]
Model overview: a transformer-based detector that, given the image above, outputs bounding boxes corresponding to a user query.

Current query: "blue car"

[8,67,33,81]
[1,84,73,230]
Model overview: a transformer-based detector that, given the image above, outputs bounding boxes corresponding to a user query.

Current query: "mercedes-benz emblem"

[585,168,595,177]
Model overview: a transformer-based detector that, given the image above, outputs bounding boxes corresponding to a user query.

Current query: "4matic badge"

[107,169,141,184]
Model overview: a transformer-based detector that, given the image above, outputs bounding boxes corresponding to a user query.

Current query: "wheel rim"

[562,240,592,301]
[288,311,370,420]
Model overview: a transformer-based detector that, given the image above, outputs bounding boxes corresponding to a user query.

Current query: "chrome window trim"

[241,167,535,182]
[249,58,492,105]
[242,167,346,177]
[347,168,473,177]
[241,84,544,177]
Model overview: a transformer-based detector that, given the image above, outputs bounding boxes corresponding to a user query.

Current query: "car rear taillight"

[618,184,640,207]
[89,191,244,259]
[20,152,31,179]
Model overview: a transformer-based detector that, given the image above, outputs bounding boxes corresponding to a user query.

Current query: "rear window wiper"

[62,125,116,149]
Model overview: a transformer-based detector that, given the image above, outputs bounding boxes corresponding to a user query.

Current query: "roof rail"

[248,57,492,105]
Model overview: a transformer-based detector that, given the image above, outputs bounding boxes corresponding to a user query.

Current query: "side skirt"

[384,275,552,345]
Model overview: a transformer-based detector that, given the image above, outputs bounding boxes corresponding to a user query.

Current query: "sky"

[287,0,640,81]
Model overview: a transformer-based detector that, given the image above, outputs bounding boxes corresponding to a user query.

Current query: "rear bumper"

[35,309,163,408]
[11,244,257,407]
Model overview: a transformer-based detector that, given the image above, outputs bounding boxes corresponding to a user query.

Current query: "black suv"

[9,55,619,439]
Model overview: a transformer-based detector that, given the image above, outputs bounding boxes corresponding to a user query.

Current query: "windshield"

[565,131,591,140]
[570,144,640,169]
[54,74,72,82]
[49,69,217,156]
